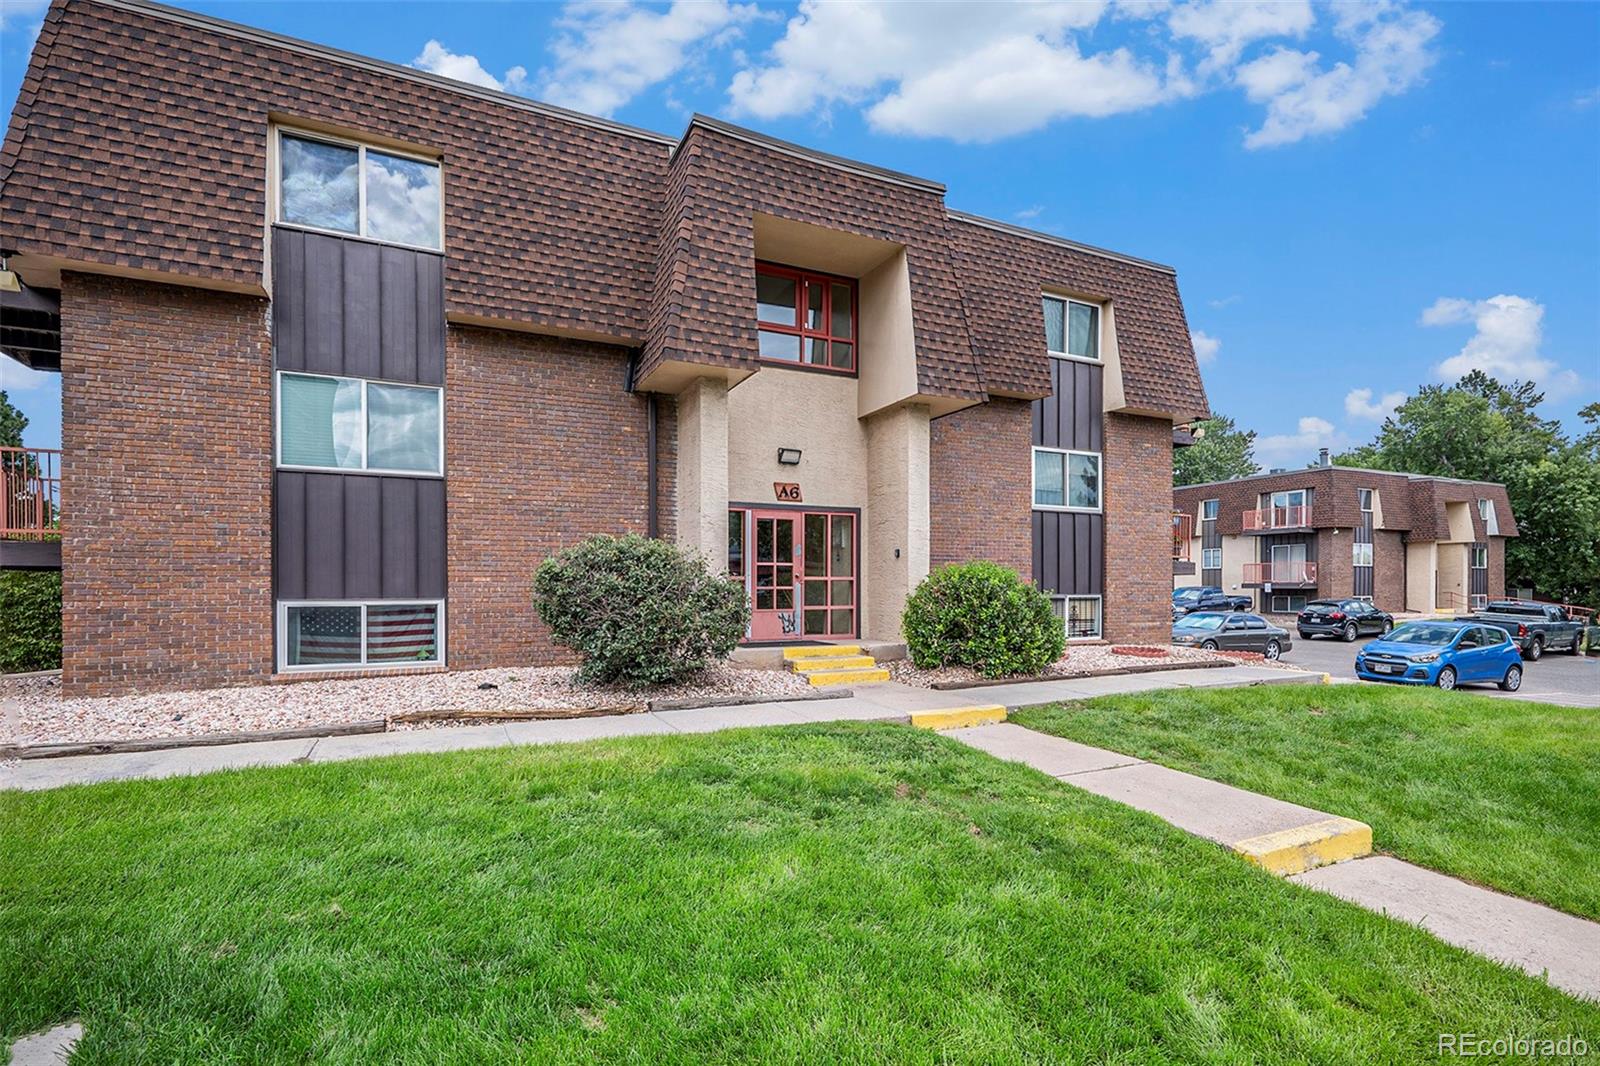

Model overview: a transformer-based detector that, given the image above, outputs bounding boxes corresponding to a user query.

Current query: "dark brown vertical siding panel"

[342,239,382,380]
[380,246,419,383]
[1073,363,1091,451]
[1087,366,1104,453]
[417,480,447,599]
[303,236,345,376]
[1031,510,1045,587]
[304,473,345,598]
[380,477,419,598]
[343,475,382,599]
[1091,514,1105,597]
[1073,513,1090,594]
[274,472,307,600]
[273,229,306,371]
[416,254,446,385]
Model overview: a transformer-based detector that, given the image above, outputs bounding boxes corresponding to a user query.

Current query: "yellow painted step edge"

[782,645,864,660]
[909,705,1008,730]
[805,668,891,687]
[1231,817,1373,877]
[791,656,877,673]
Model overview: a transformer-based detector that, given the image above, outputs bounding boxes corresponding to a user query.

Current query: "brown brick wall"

[59,272,273,696]
[1488,537,1507,599]
[445,326,668,668]
[1102,413,1172,643]
[1324,528,1354,600]
[928,399,1032,577]
[1374,530,1407,612]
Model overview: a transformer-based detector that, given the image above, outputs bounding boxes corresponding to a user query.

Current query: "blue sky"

[2,0,1597,466]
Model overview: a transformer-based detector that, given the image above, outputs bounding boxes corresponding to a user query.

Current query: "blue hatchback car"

[1356,619,1524,691]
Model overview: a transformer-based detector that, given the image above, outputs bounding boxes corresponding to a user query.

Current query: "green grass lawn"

[4,723,1596,1063]
[1015,685,1600,921]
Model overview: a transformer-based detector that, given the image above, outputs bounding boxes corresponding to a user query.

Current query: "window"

[1477,498,1490,520]
[1042,295,1099,360]
[1352,542,1373,567]
[278,601,443,671]
[1359,488,1373,513]
[754,263,856,371]
[1478,497,1499,535]
[727,510,747,579]
[1470,594,1489,611]
[1201,499,1219,521]
[1202,547,1222,570]
[1052,595,1102,640]
[277,372,442,475]
[1271,594,1308,613]
[1032,448,1101,511]
[277,129,442,251]
[1471,546,1488,569]
[1270,489,1307,509]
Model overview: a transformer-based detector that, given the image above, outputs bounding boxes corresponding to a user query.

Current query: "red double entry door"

[734,508,858,642]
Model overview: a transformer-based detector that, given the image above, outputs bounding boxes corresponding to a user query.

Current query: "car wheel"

[1380,619,1392,636]
[1342,622,1358,643]
[1499,664,1522,692]
[1297,629,1310,640]
[1567,635,1582,655]
[1264,639,1281,661]
[1201,640,1219,651]
[1435,666,1457,691]
[1525,637,1543,662]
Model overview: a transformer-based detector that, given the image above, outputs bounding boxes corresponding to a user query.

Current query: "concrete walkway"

[0,665,1306,792]
[945,720,1600,1002]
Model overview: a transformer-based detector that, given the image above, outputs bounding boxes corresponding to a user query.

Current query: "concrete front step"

[790,656,878,674]
[805,667,892,687]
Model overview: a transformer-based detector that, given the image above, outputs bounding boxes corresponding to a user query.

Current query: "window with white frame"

[1201,499,1219,521]
[278,601,443,670]
[1477,498,1490,520]
[1352,542,1374,567]
[1471,545,1488,569]
[1271,593,1308,613]
[1032,448,1101,511]
[277,372,443,476]
[277,129,443,251]
[1042,295,1100,361]
[1202,547,1222,570]
[1052,595,1102,640]
[1359,488,1374,513]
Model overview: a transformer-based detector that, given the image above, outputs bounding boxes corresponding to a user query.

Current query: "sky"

[2,0,1597,468]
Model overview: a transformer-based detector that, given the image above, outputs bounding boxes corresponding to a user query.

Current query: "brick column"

[1102,412,1172,644]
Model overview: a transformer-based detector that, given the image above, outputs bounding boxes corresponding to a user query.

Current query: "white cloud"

[1241,5,1440,149]
[1422,294,1581,396]
[541,0,759,117]
[1208,294,1241,309]
[0,0,48,31]
[0,359,55,391]
[412,40,529,93]
[1344,387,1405,420]
[1190,329,1220,364]
[1167,0,1314,74]
[1256,415,1343,468]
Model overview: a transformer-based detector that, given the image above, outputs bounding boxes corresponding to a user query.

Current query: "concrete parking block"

[909,705,1006,730]
[1231,817,1374,876]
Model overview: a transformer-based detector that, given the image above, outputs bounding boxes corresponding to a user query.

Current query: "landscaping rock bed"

[887,642,1269,688]
[0,664,817,748]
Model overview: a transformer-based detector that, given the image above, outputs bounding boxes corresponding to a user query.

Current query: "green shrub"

[533,534,750,686]
[0,570,63,673]
[902,561,1064,679]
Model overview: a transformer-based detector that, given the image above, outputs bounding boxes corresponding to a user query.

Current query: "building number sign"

[773,482,803,503]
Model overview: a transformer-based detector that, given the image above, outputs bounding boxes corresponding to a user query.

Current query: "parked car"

[1172,586,1252,620]
[1171,611,1292,660]
[1457,600,1584,661]
[1296,599,1394,642]
[1355,620,1522,691]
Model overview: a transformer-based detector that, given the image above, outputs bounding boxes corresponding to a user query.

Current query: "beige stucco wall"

[1218,533,1250,596]
[675,376,730,570]
[863,403,931,640]
[857,249,919,418]
[1444,500,1475,543]
[1406,540,1437,612]
[727,370,869,508]
[1438,542,1468,608]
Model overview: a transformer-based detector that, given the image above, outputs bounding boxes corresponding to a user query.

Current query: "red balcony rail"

[1171,511,1194,560]
[1242,504,1313,530]
[1,447,61,540]
[1242,560,1317,585]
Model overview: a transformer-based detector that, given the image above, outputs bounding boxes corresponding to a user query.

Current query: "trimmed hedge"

[902,562,1064,679]
[533,534,750,687]
[0,570,63,673]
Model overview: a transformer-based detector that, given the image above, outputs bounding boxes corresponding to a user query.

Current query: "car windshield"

[1384,623,1460,646]
[1174,589,1203,603]
[1176,613,1225,631]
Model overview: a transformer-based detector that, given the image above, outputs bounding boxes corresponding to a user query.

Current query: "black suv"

[1297,599,1394,642]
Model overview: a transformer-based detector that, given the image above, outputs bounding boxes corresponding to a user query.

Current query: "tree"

[1173,414,1258,486]
[1335,372,1600,607]
[0,390,26,448]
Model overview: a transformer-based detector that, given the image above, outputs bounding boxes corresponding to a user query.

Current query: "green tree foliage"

[0,390,26,447]
[902,562,1064,678]
[1173,415,1258,486]
[1335,372,1600,606]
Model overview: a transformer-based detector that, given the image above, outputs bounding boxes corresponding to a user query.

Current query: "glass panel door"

[749,512,800,640]
[800,512,855,638]
[1269,542,1307,584]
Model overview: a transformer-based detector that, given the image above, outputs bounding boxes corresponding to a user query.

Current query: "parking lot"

[1278,628,1600,707]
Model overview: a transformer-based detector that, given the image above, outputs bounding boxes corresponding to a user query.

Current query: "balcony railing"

[1242,504,1313,531]
[1171,511,1193,560]
[1242,560,1317,585]
[1,447,61,540]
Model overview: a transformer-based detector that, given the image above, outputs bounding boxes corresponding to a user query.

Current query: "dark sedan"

[1172,612,1293,660]
[1297,599,1393,642]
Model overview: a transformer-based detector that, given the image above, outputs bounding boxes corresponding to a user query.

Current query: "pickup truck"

[1457,601,1585,660]
[1173,586,1252,620]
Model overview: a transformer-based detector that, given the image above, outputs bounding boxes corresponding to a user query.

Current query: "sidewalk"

[0,664,1308,792]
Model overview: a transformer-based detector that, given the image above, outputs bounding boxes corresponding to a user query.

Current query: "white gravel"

[887,642,1290,688]
[0,663,817,748]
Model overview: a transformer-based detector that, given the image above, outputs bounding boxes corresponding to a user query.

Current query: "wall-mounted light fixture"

[777,448,802,466]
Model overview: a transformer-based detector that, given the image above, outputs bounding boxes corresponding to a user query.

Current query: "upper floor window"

[1042,295,1099,361]
[1471,545,1488,569]
[1359,488,1374,512]
[1032,447,1101,512]
[1201,499,1219,521]
[755,263,856,372]
[277,130,442,251]
[1271,489,1307,509]
[277,371,443,476]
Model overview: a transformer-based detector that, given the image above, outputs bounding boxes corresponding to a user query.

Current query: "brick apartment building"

[1173,456,1517,617]
[0,0,1208,696]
